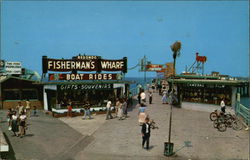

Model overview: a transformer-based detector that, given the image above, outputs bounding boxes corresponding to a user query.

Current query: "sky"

[1,0,249,77]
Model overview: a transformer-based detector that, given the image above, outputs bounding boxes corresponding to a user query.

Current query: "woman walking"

[7,108,13,130]
[122,98,128,118]
[117,99,123,120]
[19,111,27,138]
[162,91,167,104]
[138,103,147,125]
[115,98,120,118]
[11,111,19,137]
[25,99,31,118]
[67,100,73,117]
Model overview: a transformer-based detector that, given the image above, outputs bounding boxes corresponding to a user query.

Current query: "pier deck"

[0,92,249,160]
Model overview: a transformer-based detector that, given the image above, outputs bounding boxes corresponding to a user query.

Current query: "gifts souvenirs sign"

[58,84,113,90]
[42,56,127,73]
[49,73,122,81]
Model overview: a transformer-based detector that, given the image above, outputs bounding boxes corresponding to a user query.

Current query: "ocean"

[240,97,250,108]
[125,77,153,89]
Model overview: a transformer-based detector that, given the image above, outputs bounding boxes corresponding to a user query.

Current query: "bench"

[0,129,9,152]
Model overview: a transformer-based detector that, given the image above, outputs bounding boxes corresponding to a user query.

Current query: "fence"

[235,102,249,126]
[130,83,148,97]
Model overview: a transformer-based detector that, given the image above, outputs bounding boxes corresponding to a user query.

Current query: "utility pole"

[165,41,181,157]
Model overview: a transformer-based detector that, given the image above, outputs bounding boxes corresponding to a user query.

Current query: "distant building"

[0,76,43,109]
[167,74,249,107]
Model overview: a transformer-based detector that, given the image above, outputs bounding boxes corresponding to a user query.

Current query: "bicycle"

[213,113,243,132]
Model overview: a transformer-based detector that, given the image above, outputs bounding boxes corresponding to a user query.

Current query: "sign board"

[49,73,122,81]
[42,56,127,73]
[4,61,22,75]
[146,64,163,71]
[58,84,113,90]
[76,55,101,60]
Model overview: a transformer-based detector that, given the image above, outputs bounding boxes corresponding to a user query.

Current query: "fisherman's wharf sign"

[42,56,127,73]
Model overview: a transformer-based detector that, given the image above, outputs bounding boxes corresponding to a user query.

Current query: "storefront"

[41,54,129,113]
[0,76,43,109]
[168,75,248,107]
[42,81,130,113]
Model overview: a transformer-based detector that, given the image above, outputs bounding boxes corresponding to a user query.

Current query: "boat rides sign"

[42,55,127,81]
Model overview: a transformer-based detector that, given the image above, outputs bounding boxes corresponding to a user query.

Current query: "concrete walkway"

[0,111,83,160]
[60,92,250,160]
[0,92,249,160]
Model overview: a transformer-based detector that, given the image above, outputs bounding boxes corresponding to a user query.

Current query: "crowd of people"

[6,100,37,138]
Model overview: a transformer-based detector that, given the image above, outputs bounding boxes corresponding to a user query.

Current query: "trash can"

[164,142,174,156]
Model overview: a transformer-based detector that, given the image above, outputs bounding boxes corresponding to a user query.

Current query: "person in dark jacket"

[141,117,151,150]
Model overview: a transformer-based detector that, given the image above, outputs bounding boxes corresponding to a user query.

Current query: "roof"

[0,76,40,84]
[167,78,248,86]
[175,74,220,80]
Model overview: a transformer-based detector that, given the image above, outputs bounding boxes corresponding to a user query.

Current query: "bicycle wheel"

[210,112,217,121]
[213,119,219,128]
[232,120,243,131]
[217,123,227,132]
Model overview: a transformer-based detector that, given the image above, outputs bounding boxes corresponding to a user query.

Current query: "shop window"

[22,89,38,100]
[4,90,21,100]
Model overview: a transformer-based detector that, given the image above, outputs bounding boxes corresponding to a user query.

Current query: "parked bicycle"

[212,112,243,132]
[210,109,223,121]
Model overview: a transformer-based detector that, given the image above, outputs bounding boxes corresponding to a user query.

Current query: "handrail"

[129,83,148,97]
[236,102,250,126]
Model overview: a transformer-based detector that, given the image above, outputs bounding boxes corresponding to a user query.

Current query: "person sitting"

[82,102,92,120]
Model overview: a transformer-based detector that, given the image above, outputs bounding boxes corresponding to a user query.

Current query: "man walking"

[106,100,113,120]
[141,117,151,150]
[149,91,153,104]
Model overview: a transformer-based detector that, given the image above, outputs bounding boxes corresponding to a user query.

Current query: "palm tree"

[170,41,182,76]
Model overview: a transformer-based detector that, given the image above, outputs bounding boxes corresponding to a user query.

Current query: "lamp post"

[164,41,182,156]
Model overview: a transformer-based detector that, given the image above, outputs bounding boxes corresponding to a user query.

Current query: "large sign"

[58,84,113,90]
[4,61,22,75]
[49,73,122,81]
[42,56,127,73]
[146,64,163,71]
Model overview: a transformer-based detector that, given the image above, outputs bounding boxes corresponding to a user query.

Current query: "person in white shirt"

[106,100,113,120]
[19,111,27,138]
[140,89,146,103]
[25,99,31,118]
[220,98,226,113]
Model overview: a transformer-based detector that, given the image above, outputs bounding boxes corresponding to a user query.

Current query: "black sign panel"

[49,73,122,81]
[58,84,113,90]
[42,56,127,73]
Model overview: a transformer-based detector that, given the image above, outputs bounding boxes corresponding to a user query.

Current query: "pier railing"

[130,83,148,97]
[235,102,249,126]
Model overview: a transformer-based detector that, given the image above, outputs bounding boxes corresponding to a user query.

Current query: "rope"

[128,63,140,70]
